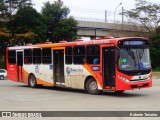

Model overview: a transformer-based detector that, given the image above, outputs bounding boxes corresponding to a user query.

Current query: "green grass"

[152,69,160,72]
[152,72,160,78]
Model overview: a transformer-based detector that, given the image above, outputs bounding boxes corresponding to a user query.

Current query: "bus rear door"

[16,51,23,82]
[53,49,65,86]
[102,47,116,90]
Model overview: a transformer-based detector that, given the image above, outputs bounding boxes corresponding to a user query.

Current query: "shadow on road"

[16,84,148,98]
[0,77,8,81]
[101,91,147,97]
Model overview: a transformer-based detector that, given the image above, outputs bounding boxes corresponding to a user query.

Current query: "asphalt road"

[0,77,159,112]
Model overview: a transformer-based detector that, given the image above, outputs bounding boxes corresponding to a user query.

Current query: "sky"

[32,0,160,22]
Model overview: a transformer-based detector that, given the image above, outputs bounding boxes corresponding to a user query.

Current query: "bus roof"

[8,37,148,50]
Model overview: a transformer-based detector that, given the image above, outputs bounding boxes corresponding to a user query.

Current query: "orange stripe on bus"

[82,64,103,88]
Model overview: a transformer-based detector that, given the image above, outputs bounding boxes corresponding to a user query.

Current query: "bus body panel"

[6,37,152,92]
[7,64,18,82]
[64,64,90,89]
[22,64,53,86]
[116,71,152,90]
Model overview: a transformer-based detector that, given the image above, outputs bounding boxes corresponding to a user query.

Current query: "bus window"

[8,50,16,64]
[87,45,100,64]
[24,49,32,64]
[33,48,41,64]
[73,46,85,64]
[65,47,72,64]
[42,48,51,64]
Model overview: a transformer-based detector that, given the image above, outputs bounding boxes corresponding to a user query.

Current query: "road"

[0,78,159,111]
[0,78,159,119]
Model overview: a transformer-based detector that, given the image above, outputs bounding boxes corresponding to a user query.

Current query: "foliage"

[0,0,78,64]
[150,34,160,69]
[0,0,34,47]
[156,26,160,34]
[124,0,160,36]
[42,0,77,42]
[0,0,32,21]
[8,6,47,44]
[0,61,5,69]
[0,0,77,45]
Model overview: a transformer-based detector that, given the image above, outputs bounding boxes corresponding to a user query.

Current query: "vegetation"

[41,0,77,43]
[124,0,160,70]
[124,0,160,37]
[9,6,47,44]
[150,27,160,70]
[0,0,160,70]
[0,0,78,67]
[0,0,77,45]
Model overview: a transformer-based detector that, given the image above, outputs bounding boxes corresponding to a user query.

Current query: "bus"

[6,37,152,94]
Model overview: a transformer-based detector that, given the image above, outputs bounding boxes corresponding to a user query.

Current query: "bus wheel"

[85,78,102,95]
[0,75,4,80]
[28,74,37,88]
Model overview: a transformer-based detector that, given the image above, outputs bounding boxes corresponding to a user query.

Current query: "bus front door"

[102,47,115,90]
[53,50,65,85]
[16,51,23,82]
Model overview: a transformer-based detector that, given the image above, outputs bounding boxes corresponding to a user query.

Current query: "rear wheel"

[28,74,37,88]
[0,75,4,80]
[85,78,102,95]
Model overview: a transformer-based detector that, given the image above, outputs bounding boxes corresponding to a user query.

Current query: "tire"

[28,74,37,88]
[0,75,4,80]
[85,78,102,95]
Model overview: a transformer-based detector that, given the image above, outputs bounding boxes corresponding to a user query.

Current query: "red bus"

[6,37,152,94]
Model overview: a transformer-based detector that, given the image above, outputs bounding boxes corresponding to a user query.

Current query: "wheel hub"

[89,81,98,91]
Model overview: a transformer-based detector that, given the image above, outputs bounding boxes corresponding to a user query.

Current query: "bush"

[153,67,160,72]
[150,34,160,70]
[0,61,5,69]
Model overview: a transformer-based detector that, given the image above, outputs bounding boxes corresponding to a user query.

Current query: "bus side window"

[42,48,51,64]
[33,48,41,64]
[8,50,16,64]
[65,47,72,64]
[87,45,100,64]
[24,49,32,64]
[73,46,85,64]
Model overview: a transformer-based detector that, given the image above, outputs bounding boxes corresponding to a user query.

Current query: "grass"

[152,72,160,78]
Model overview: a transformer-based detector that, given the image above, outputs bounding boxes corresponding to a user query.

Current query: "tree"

[42,0,77,42]
[0,0,33,46]
[0,0,7,22]
[8,6,47,44]
[124,0,160,36]
[0,0,32,21]
[150,34,160,70]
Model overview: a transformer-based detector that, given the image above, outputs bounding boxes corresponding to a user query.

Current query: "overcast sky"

[32,0,160,22]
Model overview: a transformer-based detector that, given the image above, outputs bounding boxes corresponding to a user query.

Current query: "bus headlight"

[118,75,129,82]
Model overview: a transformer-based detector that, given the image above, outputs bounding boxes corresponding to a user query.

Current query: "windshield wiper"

[126,48,137,66]
[138,49,144,62]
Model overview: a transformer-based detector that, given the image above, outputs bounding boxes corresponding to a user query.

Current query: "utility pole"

[105,10,107,23]
[114,3,122,36]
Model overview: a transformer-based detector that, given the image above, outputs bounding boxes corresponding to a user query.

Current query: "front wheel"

[28,74,37,88]
[85,78,102,95]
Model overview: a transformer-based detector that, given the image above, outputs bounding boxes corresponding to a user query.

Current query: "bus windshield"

[118,47,151,71]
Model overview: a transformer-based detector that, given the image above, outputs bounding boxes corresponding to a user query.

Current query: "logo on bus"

[66,67,71,74]
[66,66,84,74]
[35,65,39,73]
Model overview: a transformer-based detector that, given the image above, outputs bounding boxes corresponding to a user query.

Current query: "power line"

[69,7,121,16]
